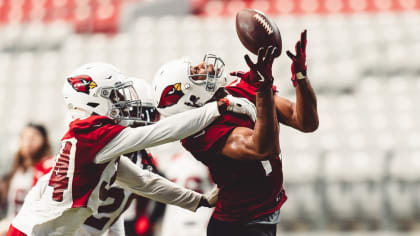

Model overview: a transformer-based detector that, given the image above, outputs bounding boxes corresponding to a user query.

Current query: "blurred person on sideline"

[0,124,54,234]
[160,145,215,236]
[153,31,318,236]
[7,62,256,236]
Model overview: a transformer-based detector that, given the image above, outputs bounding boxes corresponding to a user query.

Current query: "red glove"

[230,46,279,91]
[287,30,307,87]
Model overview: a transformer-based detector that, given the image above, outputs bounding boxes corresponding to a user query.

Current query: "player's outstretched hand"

[230,46,278,91]
[198,186,219,208]
[205,186,219,207]
[218,95,256,122]
[286,29,307,87]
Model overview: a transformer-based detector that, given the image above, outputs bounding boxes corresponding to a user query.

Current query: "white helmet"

[62,62,141,126]
[152,54,227,117]
[129,77,160,126]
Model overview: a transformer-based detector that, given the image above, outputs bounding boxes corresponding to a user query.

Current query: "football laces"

[253,13,274,35]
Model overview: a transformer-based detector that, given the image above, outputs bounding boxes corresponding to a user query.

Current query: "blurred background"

[0,0,419,235]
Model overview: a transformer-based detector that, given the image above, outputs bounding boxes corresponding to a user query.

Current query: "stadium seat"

[1,4,420,231]
[386,150,420,224]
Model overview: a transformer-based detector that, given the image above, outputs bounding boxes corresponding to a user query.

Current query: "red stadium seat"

[0,0,144,33]
[192,0,420,16]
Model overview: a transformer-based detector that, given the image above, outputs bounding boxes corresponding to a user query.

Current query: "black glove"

[198,196,211,208]
[232,46,279,91]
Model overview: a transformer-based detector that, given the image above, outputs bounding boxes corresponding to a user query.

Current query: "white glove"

[224,95,257,122]
[204,186,219,207]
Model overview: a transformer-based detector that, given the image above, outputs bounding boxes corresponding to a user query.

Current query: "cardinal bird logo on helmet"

[158,83,184,108]
[67,75,97,94]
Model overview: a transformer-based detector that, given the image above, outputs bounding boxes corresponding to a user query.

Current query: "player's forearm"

[139,101,221,147]
[116,156,202,212]
[253,87,280,158]
[286,29,318,132]
[295,78,319,132]
[96,102,221,162]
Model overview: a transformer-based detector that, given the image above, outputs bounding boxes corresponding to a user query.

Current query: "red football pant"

[6,225,27,236]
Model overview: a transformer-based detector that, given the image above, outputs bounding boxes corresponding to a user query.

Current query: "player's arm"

[279,29,319,132]
[274,79,318,132]
[115,156,210,212]
[230,30,319,133]
[222,47,280,161]
[96,97,255,163]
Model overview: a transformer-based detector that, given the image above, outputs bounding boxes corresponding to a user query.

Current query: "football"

[235,9,282,57]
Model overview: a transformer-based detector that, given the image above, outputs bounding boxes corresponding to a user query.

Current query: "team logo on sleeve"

[158,83,184,108]
[67,75,97,94]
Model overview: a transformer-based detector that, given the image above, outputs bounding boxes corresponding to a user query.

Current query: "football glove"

[202,186,219,207]
[231,46,279,91]
[286,30,308,87]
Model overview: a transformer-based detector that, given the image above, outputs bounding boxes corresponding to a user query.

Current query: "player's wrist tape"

[217,98,229,114]
[291,72,307,87]
[296,72,307,80]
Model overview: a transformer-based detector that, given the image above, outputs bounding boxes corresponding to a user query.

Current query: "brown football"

[236,9,282,57]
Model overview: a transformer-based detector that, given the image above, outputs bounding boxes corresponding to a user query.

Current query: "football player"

[75,78,161,236]
[152,31,318,236]
[7,62,257,236]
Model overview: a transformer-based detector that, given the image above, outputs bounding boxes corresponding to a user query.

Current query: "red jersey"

[182,78,287,222]
[58,115,126,208]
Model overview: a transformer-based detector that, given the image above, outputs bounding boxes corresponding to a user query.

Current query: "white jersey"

[6,157,53,220]
[0,157,53,235]
[7,168,33,218]
[76,150,153,236]
[11,102,221,236]
[160,151,215,236]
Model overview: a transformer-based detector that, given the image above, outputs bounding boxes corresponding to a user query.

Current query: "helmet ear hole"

[189,95,198,103]
[87,102,100,108]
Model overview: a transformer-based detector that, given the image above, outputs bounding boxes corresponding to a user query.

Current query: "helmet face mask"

[129,78,160,127]
[102,81,142,124]
[188,53,225,92]
[128,102,159,127]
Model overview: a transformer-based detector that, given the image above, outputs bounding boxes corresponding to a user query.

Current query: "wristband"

[296,72,307,80]
[256,77,274,92]
[217,98,229,114]
[291,72,307,87]
[219,98,229,107]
